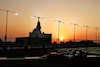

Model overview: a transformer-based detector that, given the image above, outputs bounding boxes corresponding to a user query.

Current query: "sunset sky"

[0,0,100,42]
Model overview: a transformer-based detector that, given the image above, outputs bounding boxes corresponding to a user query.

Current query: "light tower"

[71,23,79,42]
[31,16,46,31]
[0,9,18,42]
[54,20,64,43]
[94,27,99,43]
[31,16,46,21]
[83,25,90,42]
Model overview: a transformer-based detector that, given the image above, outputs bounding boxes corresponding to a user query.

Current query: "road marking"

[87,55,100,57]
[0,55,100,60]
[0,56,40,60]
[25,57,40,59]
[0,57,7,60]
[89,52,100,54]
[7,57,25,60]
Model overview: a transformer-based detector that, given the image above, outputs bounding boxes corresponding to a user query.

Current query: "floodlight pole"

[5,11,8,42]
[83,25,90,42]
[0,9,18,42]
[98,36,99,44]
[74,24,75,42]
[58,21,62,43]
[31,16,46,22]
[71,23,79,42]
[94,27,99,44]
[54,20,64,44]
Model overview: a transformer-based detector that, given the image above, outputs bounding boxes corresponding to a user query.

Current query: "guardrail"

[0,45,98,51]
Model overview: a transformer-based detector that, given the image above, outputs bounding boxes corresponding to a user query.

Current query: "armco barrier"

[0,45,58,51]
[0,45,97,51]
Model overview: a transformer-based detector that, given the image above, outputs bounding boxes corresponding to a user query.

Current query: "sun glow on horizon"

[0,0,100,42]
[60,37,64,41]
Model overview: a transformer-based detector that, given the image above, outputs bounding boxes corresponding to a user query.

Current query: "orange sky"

[0,0,100,42]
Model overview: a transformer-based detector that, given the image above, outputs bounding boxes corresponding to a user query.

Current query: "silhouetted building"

[53,42,57,44]
[16,20,52,45]
[0,39,2,45]
[0,39,2,42]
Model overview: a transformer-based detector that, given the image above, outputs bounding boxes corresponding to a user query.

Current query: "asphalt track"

[0,58,100,67]
[0,54,100,60]
[0,55,100,67]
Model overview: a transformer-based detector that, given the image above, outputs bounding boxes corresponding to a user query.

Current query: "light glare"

[61,38,63,40]
[15,13,18,15]
[44,18,46,20]
[54,20,56,22]
[71,23,72,25]
[31,16,34,18]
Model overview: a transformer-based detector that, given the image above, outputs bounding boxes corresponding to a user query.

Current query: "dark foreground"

[0,58,100,67]
[0,49,54,57]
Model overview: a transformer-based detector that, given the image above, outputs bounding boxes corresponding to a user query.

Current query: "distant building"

[0,39,2,45]
[16,20,52,45]
[0,39,2,42]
